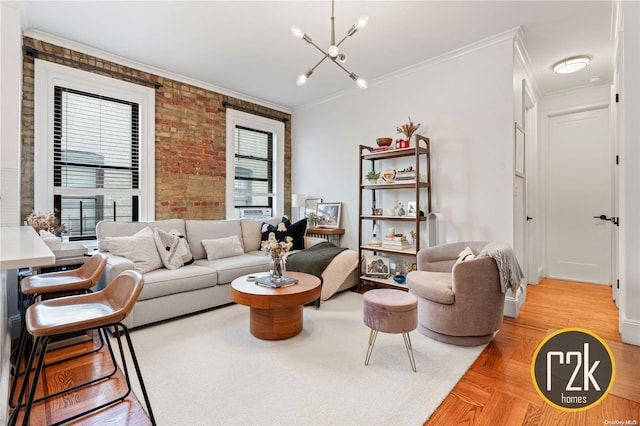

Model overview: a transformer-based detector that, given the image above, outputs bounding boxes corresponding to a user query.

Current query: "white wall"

[292,36,516,251]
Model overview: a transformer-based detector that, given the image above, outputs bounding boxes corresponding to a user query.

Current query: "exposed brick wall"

[20,37,291,223]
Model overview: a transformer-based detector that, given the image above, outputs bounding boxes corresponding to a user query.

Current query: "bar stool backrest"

[76,253,108,284]
[103,270,145,319]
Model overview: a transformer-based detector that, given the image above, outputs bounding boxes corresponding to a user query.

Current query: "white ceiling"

[20,1,616,111]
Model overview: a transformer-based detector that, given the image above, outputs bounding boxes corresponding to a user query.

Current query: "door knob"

[526,216,533,221]
[593,214,613,221]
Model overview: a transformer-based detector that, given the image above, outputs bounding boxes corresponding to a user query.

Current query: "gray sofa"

[96,218,358,328]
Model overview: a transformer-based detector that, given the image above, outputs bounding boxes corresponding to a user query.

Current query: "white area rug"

[122,291,485,425]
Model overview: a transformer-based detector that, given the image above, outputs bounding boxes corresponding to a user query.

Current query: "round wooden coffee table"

[231,272,321,340]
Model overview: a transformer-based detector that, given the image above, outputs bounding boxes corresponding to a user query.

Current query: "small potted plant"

[306,211,318,228]
[365,170,380,184]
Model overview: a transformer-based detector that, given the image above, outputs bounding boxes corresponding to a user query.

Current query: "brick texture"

[20,37,292,223]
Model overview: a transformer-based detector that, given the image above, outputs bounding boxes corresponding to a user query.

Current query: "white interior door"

[547,108,612,284]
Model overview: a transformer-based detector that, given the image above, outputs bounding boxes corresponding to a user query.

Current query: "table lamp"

[292,193,306,221]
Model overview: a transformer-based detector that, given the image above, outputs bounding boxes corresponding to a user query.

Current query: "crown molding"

[22,28,293,115]
[513,27,542,101]
[295,27,522,112]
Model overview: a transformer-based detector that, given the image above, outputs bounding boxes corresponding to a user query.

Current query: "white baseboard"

[504,286,526,318]
[621,316,640,346]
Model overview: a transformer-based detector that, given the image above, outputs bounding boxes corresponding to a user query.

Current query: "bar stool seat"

[9,270,155,426]
[363,289,418,372]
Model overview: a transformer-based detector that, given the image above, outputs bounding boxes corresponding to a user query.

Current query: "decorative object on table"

[372,208,383,216]
[262,232,294,281]
[376,137,393,147]
[364,255,390,278]
[292,193,307,222]
[407,201,417,217]
[396,202,406,216]
[409,229,417,245]
[383,234,410,250]
[25,209,65,235]
[396,116,421,144]
[365,170,380,184]
[381,168,396,183]
[393,260,407,284]
[396,167,417,182]
[370,224,381,246]
[290,0,369,89]
[306,211,318,228]
[255,275,298,288]
[305,197,322,219]
[316,202,342,228]
[395,139,410,149]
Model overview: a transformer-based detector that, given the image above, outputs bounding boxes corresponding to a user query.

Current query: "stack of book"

[371,146,393,153]
[382,235,411,250]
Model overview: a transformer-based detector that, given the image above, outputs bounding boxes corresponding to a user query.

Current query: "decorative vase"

[397,206,406,216]
[269,255,285,281]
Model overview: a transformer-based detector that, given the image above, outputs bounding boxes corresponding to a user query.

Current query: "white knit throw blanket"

[478,242,524,293]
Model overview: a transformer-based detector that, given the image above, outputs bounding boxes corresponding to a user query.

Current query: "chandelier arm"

[307,38,330,57]
[332,59,356,77]
[310,55,330,73]
[336,33,351,48]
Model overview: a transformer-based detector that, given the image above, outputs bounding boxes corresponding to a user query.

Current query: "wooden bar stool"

[9,270,155,426]
[9,253,108,407]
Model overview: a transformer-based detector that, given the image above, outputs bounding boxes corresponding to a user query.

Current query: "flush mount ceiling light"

[552,55,591,74]
[291,0,368,89]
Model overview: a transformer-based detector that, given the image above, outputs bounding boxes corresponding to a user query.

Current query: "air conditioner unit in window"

[238,208,272,219]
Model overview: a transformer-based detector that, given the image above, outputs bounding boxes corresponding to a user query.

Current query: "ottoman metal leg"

[403,332,416,372]
[364,329,378,366]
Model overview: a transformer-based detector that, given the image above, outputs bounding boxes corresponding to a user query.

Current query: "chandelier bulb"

[356,16,369,30]
[296,74,308,86]
[356,77,368,90]
[291,25,304,39]
[328,45,339,58]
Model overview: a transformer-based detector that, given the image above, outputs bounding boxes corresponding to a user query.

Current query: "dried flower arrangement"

[396,116,421,140]
[261,232,293,259]
[24,210,65,235]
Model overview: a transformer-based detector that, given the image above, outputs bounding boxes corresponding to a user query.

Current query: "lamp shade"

[292,194,306,208]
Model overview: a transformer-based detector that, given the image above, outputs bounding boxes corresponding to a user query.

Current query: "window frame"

[225,109,284,218]
[34,59,155,225]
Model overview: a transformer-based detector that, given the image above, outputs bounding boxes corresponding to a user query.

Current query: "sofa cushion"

[105,226,163,274]
[194,254,270,284]
[97,219,186,252]
[261,217,291,243]
[406,271,455,305]
[186,220,243,260]
[202,235,244,260]
[240,217,281,252]
[138,264,217,301]
[455,246,476,264]
[289,218,307,250]
[154,228,193,270]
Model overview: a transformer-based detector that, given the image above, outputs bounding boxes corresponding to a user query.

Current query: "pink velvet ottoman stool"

[363,288,418,372]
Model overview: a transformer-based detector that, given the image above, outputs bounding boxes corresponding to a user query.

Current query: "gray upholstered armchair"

[406,241,505,346]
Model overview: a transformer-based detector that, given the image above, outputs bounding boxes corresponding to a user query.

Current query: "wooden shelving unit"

[358,135,431,290]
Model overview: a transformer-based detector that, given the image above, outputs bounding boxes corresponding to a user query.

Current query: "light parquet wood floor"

[9,279,639,425]
[427,278,640,425]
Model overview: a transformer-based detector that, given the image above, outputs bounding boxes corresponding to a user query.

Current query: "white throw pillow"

[455,246,476,264]
[154,228,193,270]
[202,235,244,260]
[106,226,163,274]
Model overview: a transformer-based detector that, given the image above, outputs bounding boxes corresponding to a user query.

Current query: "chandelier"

[290,0,368,89]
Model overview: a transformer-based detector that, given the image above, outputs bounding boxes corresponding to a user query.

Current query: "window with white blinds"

[234,126,273,208]
[53,86,140,239]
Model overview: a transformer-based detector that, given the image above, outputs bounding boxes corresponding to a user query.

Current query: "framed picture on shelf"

[407,201,417,217]
[316,202,341,228]
[364,255,390,278]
